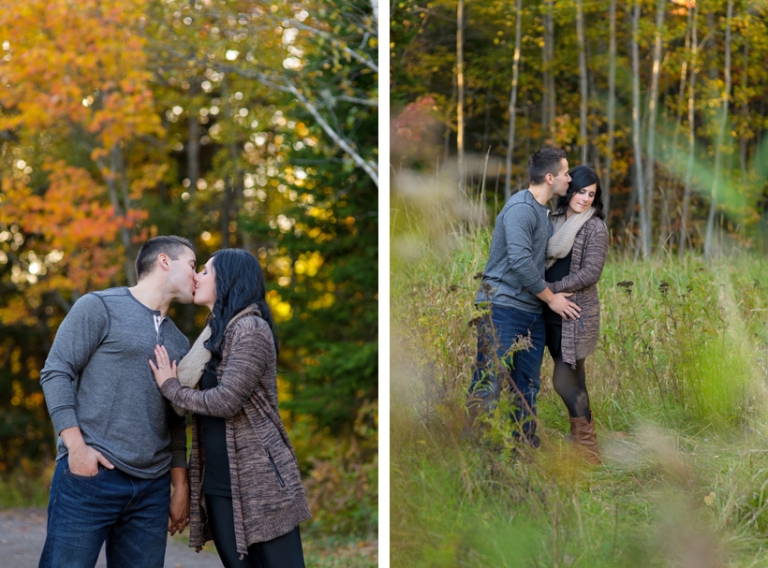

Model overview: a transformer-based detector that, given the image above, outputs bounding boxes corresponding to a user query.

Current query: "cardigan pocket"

[266,448,286,488]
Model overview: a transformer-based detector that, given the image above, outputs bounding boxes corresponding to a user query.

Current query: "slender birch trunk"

[542,0,555,143]
[645,0,665,255]
[576,0,588,164]
[704,0,733,258]
[504,0,523,200]
[680,4,697,259]
[603,0,616,218]
[631,1,648,257]
[456,0,465,188]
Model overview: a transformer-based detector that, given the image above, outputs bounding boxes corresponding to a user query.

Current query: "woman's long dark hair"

[204,248,278,362]
[553,165,606,220]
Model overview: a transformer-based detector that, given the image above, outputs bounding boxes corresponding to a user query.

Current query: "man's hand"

[168,467,190,535]
[547,292,581,321]
[61,426,114,476]
[536,286,581,321]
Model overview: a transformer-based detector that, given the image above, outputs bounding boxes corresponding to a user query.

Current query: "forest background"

[0,0,378,563]
[391,0,768,565]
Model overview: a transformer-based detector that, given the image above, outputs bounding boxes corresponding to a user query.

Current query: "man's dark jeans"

[469,303,546,438]
[38,455,170,568]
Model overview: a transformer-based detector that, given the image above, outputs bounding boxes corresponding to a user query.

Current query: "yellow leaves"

[130,164,170,199]
[294,251,324,277]
[267,289,293,321]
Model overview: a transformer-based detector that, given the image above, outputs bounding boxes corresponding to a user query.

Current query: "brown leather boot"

[570,415,601,464]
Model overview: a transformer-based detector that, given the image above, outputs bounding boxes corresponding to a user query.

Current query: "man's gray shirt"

[475,189,552,312]
[40,287,190,479]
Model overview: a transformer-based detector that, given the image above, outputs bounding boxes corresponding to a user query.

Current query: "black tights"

[204,494,306,568]
[546,322,591,419]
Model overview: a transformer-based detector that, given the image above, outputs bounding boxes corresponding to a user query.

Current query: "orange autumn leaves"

[0,0,162,311]
[0,0,160,146]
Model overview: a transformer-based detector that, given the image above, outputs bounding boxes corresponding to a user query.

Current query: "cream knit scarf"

[171,303,262,416]
[545,207,595,269]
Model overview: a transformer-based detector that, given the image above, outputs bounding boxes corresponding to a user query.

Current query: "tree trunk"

[644,0,665,256]
[672,7,692,159]
[603,0,616,219]
[631,1,648,257]
[104,144,136,286]
[187,114,200,197]
[576,0,588,164]
[504,0,523,200]
[482,87,492,152]
[739,29,749,183]
[704,0,732,258]
[456,0,465,188]
[542,0,555,143]
[680,4,697,259]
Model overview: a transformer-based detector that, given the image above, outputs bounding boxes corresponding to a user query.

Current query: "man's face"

[166,247,197,304]
[550,159,571,197]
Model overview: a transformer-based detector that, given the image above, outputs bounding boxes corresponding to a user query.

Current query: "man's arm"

[40,294,112,476]
[504,204,547,294]
[503,203,580,319]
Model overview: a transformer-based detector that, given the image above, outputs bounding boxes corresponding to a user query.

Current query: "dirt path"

[0,508,221,568]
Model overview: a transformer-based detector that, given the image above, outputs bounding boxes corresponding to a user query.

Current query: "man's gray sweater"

[40,287,189,479]
[475,189,552,312]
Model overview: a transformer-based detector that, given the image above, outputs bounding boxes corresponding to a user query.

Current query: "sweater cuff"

[526,279,547,296]
[50,408,79,436]
[160,377,182,401]
[170,450,188,469]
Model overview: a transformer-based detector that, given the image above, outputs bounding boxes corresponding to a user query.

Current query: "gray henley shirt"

[40,287,190,479]
[475,189,553,312]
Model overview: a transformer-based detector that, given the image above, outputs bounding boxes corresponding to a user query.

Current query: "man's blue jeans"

[38,455,170,568]
[469,303,546,436]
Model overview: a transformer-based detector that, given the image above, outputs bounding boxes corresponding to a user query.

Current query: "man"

[38,235,197,568]
[469,147,581,446]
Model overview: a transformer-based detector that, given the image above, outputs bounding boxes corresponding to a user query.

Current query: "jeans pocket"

[65,465,103,480]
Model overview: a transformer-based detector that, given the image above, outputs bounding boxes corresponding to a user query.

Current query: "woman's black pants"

[205,493,306,568]
[545,322,592,419]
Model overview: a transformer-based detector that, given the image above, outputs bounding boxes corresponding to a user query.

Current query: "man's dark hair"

[135,236,194,280]
[528,147,567,184]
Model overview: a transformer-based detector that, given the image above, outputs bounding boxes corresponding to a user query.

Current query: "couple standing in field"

[37,236,310,568]
[469,147,609,463]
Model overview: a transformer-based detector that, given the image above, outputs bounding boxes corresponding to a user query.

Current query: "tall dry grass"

[391,171,768,567]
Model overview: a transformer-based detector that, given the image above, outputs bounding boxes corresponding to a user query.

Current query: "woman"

[544,165,609,463]
[149,248,311,567]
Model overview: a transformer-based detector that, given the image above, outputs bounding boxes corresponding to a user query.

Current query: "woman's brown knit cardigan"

[160,315,311,557]
[548,216,609,368]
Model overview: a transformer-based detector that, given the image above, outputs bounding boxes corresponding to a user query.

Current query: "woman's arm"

[549,220,609,294]
[154,320,273,418]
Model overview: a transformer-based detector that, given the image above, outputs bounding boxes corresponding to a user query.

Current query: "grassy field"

[391,200,768,567]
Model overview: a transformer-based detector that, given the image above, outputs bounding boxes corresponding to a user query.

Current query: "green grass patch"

[392,213,768,566]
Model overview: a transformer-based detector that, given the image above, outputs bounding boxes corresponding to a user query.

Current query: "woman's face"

[193,258,217,311]
[568,183,597,216]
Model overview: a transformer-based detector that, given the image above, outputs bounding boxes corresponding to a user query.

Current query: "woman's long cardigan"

[160,315,311,557]
[548,216,609,367]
